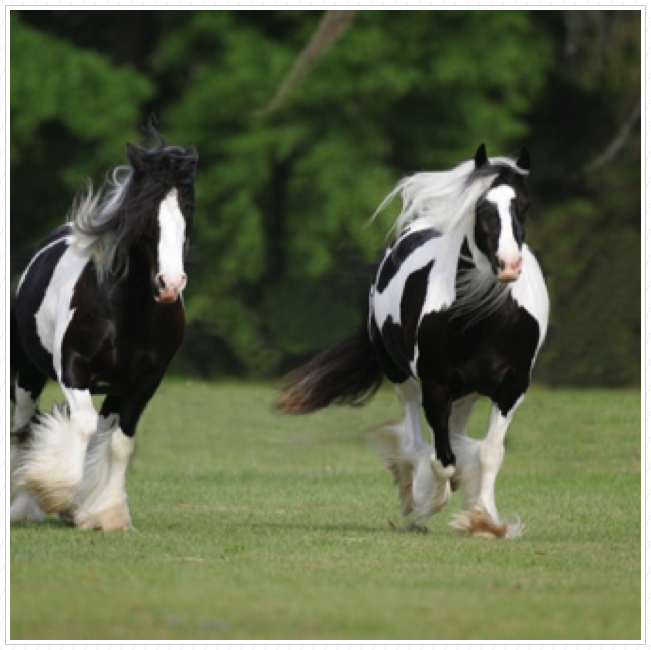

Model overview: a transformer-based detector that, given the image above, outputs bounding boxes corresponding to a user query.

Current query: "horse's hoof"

[58,507,78,526]
[449,505,509,539]
[75,504,133,532]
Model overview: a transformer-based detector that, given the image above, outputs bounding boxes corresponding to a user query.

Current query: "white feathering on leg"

[10,445,44,523]
[75,428,135,531]
[366,421,452,524]
[366,422,415,517]
[17,404,92,513]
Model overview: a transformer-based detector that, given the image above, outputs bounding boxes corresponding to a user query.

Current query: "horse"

[277,144,549,538]
[10,131,198,531]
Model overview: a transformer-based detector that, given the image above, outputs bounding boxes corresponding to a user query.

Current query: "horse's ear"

[516,146,531,172]
[474,143,488,168]
[126,143,148,174]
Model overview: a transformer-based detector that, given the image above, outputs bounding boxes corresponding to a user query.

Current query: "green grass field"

[10,382,641,641]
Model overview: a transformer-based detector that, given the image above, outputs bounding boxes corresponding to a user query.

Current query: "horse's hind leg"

[10,350,47,523]
[449,393,481,498]
[366,379,425,519]
[396,379,424,451]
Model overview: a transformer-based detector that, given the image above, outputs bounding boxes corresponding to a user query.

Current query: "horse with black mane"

[278,144,549,538]
[11,130,198,531]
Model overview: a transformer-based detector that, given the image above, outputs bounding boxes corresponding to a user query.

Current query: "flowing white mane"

[374,156,528,237]
[69,166,133,280]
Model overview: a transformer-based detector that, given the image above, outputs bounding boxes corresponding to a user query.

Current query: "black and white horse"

[11,134,198,531]
[278,144,549,538]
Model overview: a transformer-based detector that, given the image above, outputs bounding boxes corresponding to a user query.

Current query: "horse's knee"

[479,440,504,471]
[71,409,98,438]
[63,387,98,438]
[111,430,135,463]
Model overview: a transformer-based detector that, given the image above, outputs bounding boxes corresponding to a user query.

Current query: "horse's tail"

[276,318,383,414]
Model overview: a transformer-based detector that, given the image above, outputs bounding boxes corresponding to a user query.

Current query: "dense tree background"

[10,9,641,386]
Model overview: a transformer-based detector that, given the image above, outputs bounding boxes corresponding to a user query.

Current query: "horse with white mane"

[278,144,549,538]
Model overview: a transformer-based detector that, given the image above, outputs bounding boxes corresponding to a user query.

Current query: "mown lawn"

[10,382,641,641]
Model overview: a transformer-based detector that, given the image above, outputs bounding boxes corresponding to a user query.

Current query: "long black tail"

[277,320,383,414]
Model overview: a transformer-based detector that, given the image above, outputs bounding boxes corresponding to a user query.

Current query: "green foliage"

[10,14,154,256]
[11,16,153,169]
[9,10,640,385]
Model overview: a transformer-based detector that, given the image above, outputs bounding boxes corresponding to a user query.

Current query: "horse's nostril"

[156,274,167,290]
[498,259,506,271]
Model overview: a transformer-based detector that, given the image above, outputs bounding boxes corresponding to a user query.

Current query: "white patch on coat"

[372,227,462,332]
[16,235,73,295]
[33,243,89,371]
[157,189,186,282]
[373,234,430,325]
[485,185,519,261]
[510,246,550,355]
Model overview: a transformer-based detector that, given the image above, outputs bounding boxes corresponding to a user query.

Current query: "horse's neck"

[96,246,152,299]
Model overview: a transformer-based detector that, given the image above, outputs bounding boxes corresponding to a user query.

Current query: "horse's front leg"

[19,369,98,514]
[450,393,525,539]
[401,381,454,522]
[421,383,455,473]
[74,372,163,531]
[73,395,134,531]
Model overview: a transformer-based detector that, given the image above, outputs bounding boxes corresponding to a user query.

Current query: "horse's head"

[472,144,531,283]
[125,142,198,303]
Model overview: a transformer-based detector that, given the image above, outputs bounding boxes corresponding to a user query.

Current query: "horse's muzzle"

[155,274,187,303]
[496,255,522,283]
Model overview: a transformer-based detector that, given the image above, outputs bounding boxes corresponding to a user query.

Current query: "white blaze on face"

[157,189,187,294]
[485,185,521,279]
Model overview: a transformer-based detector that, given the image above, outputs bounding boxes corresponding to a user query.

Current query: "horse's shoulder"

[376,226,441,294]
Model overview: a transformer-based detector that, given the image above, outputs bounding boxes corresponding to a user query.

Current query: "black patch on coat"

[13,237,71,380]
[376,261,434,378]
[376,229,439,293]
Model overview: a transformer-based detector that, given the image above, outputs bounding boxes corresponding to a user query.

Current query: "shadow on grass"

[11,518,71,531]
